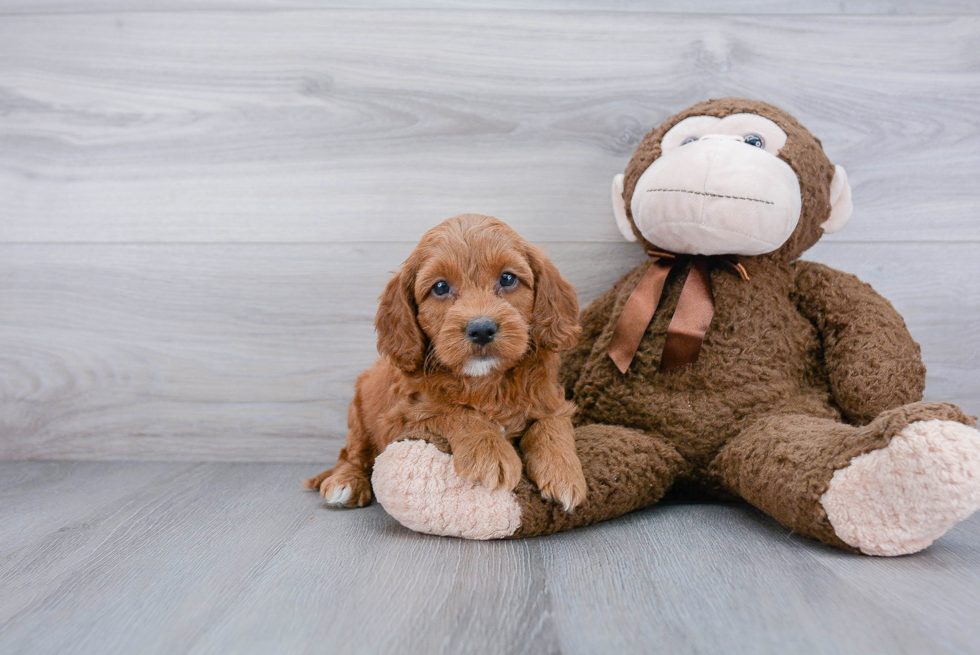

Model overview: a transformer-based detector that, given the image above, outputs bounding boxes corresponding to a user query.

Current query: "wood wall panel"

[2,242,974,461]
[2,13,979,244]
[2,1,979,14]
[2,7,977,460]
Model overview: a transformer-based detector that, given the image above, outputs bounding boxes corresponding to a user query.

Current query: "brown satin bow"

[608,251,750,374]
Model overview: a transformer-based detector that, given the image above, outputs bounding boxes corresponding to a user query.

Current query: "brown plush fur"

[305,214,588,511]
[421,99,977,546]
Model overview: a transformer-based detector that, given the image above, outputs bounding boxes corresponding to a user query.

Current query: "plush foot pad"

[822,419,980,556]
[372,440,522,540]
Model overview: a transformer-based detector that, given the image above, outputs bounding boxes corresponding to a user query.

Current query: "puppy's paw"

[303,467,333,491]
[452,434,523,492]
[316,469,373,508]
[525,449,588,512]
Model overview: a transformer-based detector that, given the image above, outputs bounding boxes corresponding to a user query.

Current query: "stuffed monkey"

[369,98,980,555]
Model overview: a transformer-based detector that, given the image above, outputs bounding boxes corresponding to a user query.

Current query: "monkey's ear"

[612,174,638,242]
[526,245,582,352]
[821,165,853,233]
[375,262,426,372]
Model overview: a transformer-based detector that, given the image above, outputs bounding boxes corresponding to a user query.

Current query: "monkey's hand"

[794,260,926,424]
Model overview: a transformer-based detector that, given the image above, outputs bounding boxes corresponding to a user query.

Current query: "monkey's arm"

[559,284,619,395]
[793,260,926,425]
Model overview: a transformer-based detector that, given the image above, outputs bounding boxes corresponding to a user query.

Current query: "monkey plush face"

[612,98,854,260]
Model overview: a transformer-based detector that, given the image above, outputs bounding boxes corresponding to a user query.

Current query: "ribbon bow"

[608,251,750,374]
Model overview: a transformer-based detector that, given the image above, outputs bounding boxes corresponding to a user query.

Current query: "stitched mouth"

[646,188,773,206]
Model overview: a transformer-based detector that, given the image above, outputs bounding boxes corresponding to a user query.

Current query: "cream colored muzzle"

[629,134,803,256]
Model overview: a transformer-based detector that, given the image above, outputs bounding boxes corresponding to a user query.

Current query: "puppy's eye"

[744,134,765,148]
[432,280,451,297]
[681,137,698,145]
[499,272,518,288]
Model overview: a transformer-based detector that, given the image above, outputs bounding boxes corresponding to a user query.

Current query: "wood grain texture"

[2,5,978,654]
[2,7,979,462]
[2,12,980,244]
[2,1,980,14]
[1,241,976,461]
[1,461,978,655]
[541,504,955,654]
[0,242,643,461]
[806,515,980,654]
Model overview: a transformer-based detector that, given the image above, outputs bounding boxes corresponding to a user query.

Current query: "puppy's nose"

[465,317,497,345]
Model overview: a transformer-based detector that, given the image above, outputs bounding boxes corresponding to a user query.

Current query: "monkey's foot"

[372,440,522,540]
[821,420,980,556]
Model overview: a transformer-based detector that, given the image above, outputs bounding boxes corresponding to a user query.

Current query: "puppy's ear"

[526,245,581,352]
[375,259,426,372]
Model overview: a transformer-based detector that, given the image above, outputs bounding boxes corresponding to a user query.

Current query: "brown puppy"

[305,214,588,511]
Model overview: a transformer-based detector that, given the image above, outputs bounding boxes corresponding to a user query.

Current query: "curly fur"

[305,214,587,511]
[313,102,979,556]
[378,100,978,551]
[528,99,977,548]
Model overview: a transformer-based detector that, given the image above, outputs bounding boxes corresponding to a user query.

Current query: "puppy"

[305,213,588,511]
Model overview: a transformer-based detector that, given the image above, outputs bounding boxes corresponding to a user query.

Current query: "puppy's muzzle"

[465,317,498,346]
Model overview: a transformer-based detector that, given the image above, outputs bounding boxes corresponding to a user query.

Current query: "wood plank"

[0,463,324,654]
[541,502,965,654]
[192,501,947,655]
[0,462,554,655]
[0,241,645,461]
[188,491,555,655]
[2,12,979,244]
[2,462,977,654]
[0,461,196,552]
[805,515,980,654]
[2,1,979,15]
[0,241,976,461]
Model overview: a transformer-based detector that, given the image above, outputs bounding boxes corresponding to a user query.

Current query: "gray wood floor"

[0,461,978,655]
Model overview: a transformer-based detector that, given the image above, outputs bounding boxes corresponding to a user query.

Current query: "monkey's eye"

[744,134,765,148]
[499,272,518,288]
[432,280,451,297]
[681,137,698,145]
